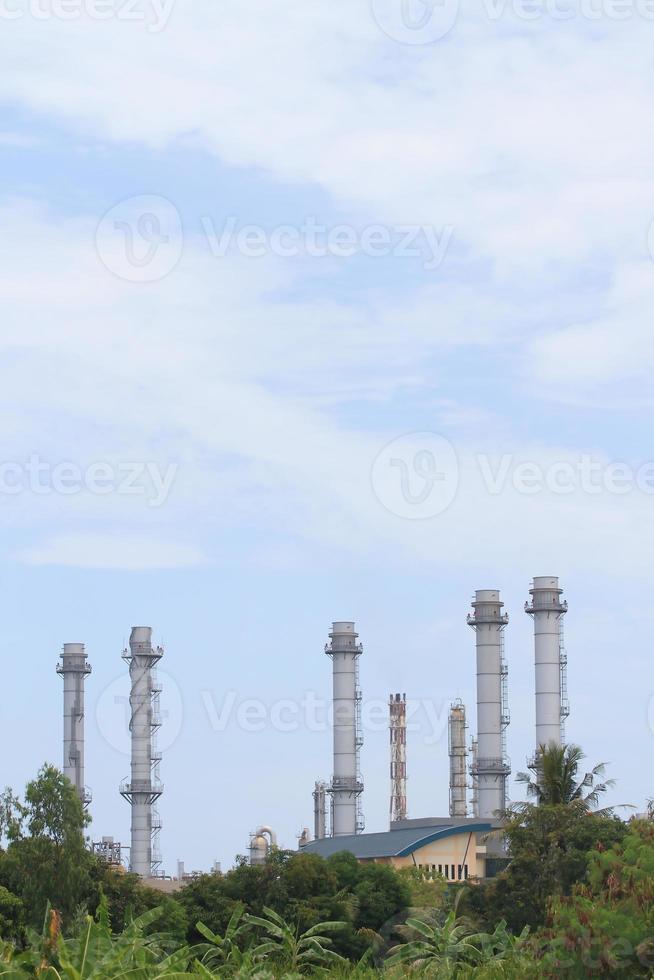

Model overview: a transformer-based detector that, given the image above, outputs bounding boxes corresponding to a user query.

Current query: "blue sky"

[1,0,654,871]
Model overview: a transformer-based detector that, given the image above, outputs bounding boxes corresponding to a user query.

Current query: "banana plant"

[244,906,346,974]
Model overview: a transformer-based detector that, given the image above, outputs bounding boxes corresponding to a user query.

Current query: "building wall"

[362,833,487,880]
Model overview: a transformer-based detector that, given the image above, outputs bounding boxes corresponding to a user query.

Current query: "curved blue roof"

[300,821,492,859]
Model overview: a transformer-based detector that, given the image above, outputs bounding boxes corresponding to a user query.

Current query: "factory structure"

[50,576,570,882]
[119,627,164,878]
[301,577,570,878]
[56,626,171,881]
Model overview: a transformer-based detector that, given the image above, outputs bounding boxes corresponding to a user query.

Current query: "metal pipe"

[56,643,91,806]
[326,622,363,835]
[525,576,568,751]
[448,700,467,818]
[467,591,510,817]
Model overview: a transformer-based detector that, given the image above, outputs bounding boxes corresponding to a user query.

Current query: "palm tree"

[515,743,615,812]
[244,906,346,973]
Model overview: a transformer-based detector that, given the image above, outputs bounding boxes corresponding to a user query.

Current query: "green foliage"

[0,901,196,978]
[464,805,626,933]
[463,745,627,934]
[395,865,448,909]
[0,886,24,945]
[245,905,346,973]
[178,849,410,961]
[535,820,654,977]
[386,908,486,968]
[515,743,615,812]
[192,903,254,972]
[0,756,650,978]
[0,765,93,929]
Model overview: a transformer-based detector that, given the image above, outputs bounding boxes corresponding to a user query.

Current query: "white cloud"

[2,2,654,277]
[528,261,654,397]
[17,532,205,570]
[0,201,653,575]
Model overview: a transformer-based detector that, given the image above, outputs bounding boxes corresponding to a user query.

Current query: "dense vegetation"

[0,747,651,977]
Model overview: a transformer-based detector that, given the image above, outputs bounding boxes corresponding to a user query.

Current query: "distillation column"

[525,576,568,751]
[467,591,511,817]
[313,781,328,839]
[56,643,91,805]
[389,693,407,824]
[120,627,163,878]
[326,622,363,836]
[448,700,467,819]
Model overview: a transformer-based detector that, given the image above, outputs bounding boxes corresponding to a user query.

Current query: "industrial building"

[299,578,570,880]
[301,817,499,880]
[51,577,570,880]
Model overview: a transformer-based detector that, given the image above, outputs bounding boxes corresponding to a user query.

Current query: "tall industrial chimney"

[56,643,91,806]
[389,693,407,824]
[120,627,163,878]
[467,591,511,817]
[525,576,569,750]
[326,621,363,836]
[313,780,328,839]
[448,700,467,819]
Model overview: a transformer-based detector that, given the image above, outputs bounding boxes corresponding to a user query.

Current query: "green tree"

[463,747,627,933]
[537,820,654,977]
[516,743,615,811]
[396,865,448,909]
[466,805,626,933]
[0,765,93,930]
[0,885,24,944]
